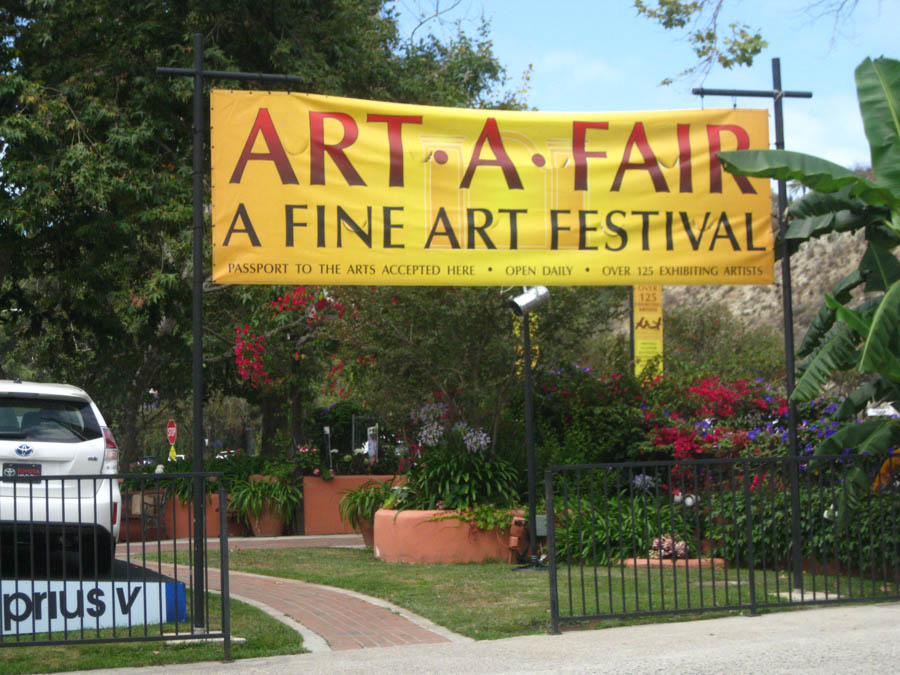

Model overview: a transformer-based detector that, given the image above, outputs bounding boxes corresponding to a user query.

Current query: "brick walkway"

[120,535,467,652]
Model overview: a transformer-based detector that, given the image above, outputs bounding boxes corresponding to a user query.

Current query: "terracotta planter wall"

[117,491,166,543]
[373,508,517,564]
[247,503,284,537]
[302,475,397,535]
[163,493,222,540]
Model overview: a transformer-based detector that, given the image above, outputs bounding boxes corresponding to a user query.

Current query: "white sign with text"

[1,580,185,635]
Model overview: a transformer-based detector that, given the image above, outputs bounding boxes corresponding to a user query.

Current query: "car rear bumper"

[0,478,120,538]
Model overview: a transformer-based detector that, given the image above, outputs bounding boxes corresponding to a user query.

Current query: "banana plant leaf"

[855,57,900,195]
[858,281,900,378]
[834,376,898,420]
[796,270,866,358]
[791,323,860,402]
[718,149,899,210]
[856,240,900,294]
[814,417,900,459]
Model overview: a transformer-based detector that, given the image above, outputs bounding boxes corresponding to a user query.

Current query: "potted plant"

[161,458,224,539]
[229,475,302,536]
[372,407,525,563]
[338,478,396,547]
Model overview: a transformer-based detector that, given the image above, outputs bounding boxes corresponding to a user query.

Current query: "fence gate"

[0,472,231,654]
[545,456,899,632]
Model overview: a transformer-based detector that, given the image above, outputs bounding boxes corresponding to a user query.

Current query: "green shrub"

[229,476,303,525]
[705,485,899,574]
[203,452,267,492]
[664,302,784,382]
[338,478,396,530]
[534,365,645,470]
[312,401,400,475]
[554,492,693,564]
[402,428,520,510]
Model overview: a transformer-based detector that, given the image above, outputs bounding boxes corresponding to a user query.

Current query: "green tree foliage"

[534,365,645,472]
[0,1,521,461]
[718,56,900,526]
[634,0,768,82]
[633,0,864,82]
[326,286,628,447]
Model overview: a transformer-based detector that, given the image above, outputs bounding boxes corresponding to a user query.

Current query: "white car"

[0,380,121,575]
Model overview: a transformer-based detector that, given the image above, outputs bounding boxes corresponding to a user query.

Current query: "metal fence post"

[743,465,757,615]
[545,469,560,634]
[218,480,232,661]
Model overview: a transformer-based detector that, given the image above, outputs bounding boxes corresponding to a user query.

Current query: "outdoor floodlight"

[509,286,550,316]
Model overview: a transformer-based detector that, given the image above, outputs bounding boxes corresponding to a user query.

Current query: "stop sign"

[166,419,177,445]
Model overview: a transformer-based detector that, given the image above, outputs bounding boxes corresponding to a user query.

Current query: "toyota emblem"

[3,467,17,477]
[15,444,34,458]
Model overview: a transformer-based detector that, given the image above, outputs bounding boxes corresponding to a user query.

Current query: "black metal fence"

[546,455,899,632]
[0,472,231,653]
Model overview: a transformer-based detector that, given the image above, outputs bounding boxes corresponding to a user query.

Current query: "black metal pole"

[218,480,232,660]
[772,58,804,591]
[190,32,206,631]
[156,31,303,634]
[627,286,635,372]
[692,58,811,591]
[523,310,539,567]
[545,470,560,633]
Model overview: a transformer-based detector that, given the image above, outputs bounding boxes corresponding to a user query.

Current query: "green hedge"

[553,486,898,576]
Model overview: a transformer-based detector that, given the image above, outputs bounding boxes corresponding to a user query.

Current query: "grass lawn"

[216,546,554,639]
[0,595,305,674]
[183,547,897,637]
[6,546,894,672]
[166,547,786,638]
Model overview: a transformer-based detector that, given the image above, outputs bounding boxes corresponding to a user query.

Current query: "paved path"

[118,534,469,652]
[70,601,900,674]
[108,535,900,674]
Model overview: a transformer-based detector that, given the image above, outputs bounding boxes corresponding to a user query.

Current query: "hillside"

[662,229,869,342]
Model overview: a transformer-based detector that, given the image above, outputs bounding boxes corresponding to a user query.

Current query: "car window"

[0,396,102,442]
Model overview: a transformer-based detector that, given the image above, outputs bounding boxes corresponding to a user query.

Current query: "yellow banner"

[633,285,663,376]
[210,90,772,286]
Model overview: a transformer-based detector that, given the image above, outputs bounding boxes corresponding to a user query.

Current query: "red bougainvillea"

[233,286,346,389]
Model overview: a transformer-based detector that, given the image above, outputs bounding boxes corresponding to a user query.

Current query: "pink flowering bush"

[531,365,844,497]
[638,375,840,460]
[295,444,328,477]
[649,534,688,560]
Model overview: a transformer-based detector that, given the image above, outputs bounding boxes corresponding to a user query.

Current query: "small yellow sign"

[210,90,773,287]
[633,285,663,376]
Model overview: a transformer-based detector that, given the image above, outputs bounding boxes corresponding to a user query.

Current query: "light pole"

[509,286,549,569]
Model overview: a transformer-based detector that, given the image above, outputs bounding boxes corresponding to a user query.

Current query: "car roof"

[0,380,91,401]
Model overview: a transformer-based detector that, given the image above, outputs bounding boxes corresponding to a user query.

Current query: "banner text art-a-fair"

[211,91,773,287]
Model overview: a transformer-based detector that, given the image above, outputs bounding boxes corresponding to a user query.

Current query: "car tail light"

[102,427,119,474]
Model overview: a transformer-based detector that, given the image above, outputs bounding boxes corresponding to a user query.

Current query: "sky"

[396,0,900,169]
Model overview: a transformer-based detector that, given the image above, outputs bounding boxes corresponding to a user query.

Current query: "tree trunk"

[118,383,145,465]
[259,391,285,458]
